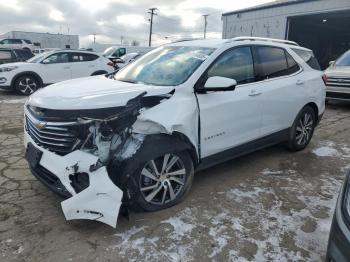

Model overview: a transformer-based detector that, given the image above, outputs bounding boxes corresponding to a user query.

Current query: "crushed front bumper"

[24,131,123,228]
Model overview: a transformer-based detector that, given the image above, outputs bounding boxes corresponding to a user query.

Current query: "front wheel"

[130,151,194,212]
[14,75,40,95]
[287,106,316,151]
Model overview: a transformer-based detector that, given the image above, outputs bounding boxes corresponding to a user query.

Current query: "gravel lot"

[0,90,349,262]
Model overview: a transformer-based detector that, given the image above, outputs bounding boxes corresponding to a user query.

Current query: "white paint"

[24,132,123,228]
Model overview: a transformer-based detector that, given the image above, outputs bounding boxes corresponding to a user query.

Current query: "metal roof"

[222,0,318,16]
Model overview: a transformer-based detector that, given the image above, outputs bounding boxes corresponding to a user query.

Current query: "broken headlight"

[341,171,350,228]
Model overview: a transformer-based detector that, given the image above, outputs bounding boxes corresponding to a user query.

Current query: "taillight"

[322,74,328,85]
[107,61,114,67]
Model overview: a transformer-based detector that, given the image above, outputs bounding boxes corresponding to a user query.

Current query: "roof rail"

[226,36,299,46]
[170,38,202,43]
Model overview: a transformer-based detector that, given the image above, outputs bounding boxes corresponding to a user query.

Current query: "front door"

[197,46,262,158]
[40,52,72,84]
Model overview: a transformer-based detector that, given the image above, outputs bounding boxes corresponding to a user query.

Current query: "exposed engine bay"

[24,90,176,227]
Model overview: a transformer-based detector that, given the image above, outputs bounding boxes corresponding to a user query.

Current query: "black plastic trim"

[197,128,290,171]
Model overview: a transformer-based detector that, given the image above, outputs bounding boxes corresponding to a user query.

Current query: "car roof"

[166,38,312,52]
[44,50,100,55]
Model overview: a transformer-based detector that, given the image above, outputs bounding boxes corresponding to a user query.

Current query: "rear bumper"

[24,130,123,228]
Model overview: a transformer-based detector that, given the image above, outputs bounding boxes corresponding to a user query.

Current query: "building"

[222,0,350,68]
[0,31,79,50]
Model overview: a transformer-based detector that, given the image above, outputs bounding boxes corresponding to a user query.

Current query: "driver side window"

[44,53,69,64]
[206,47,255,85]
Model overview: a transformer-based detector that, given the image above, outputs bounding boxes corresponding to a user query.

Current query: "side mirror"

[329,61,335,66]
[42,59,50,64]
[201,76,237,92]
[111,58,124,64]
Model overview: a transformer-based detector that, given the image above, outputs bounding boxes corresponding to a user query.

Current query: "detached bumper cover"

[24,131,123,228]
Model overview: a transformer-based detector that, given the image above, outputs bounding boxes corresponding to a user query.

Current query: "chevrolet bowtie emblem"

[34,121,46,129]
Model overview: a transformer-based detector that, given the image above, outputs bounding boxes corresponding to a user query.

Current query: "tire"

[128,150,194,212]
[14,75,41,95]
[287,106,316,152]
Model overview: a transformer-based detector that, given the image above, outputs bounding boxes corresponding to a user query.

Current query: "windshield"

[103,47,116,57]
[27,53,47,63]
[114,46,214,86]
[335,51,350,66]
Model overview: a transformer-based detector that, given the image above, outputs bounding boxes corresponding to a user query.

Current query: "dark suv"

[0,48,34,65]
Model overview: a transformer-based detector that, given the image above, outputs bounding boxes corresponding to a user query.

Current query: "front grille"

[326,91,350,100]
[326,77,350,88]
[25,115,78,155]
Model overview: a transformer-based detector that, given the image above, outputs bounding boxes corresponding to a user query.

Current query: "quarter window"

[286,52,300,74]
[256,46,289,79]
[206,47,255,85]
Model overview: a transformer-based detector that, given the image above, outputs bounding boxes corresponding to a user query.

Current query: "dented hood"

[28,75,174,110]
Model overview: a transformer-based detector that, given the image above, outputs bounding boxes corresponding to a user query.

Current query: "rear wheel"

[14,75,40,95]
[130,151,194,211]
[287,106,316,151]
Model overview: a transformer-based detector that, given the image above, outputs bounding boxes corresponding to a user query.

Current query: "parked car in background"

[115,52,142,69]
[326,170,350,262]
[0,48,34,65]
[0,50,114,95]
[23,37,325,228]
[0,38,35,52]
[33,48,60,55]
[324,50,350,101]
[102,46,153,60]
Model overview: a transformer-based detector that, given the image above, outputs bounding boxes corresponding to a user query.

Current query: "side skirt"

[196,128,290,171]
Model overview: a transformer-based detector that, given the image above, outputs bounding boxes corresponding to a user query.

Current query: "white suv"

[0,50,115,95]
[0,38,35,52]
[24,37,326,227]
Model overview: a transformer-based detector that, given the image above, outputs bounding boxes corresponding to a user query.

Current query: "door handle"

[64,66,70,69]
[249,90,262,97]
[296,80,304,85]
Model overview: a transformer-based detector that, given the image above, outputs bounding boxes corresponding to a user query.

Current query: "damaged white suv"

[24,37,326,227]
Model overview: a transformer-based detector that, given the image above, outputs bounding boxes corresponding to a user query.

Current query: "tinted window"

[82,53,99,61]
[10,39,22,44]
[256,46,289,79]
[0,50,12,59]
[286,52,300,74]
[1,39,10,44]
[44,53,69,64]
[206,47,255,85]
[335,51,350,67]
[23,39,32,44]
[292,48,321,70]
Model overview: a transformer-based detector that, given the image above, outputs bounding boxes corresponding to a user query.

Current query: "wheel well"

[304,102,319,123]
[11,72,43,88]
[91,70,108,76]
[119,133,199,177]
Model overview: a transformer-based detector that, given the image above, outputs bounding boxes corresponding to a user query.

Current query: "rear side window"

[206,47,255,85]
[256,46,289,79]
[292,48,321,70]
[0,50,12,59]
[23,39,32,44]
[81,53,99,61]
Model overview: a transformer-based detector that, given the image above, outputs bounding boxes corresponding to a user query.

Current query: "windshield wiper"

[118,79,138,84]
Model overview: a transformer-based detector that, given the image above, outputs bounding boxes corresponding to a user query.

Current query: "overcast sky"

[0,0,273,47]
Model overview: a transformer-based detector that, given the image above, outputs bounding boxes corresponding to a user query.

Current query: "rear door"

[197,46,262,157]
[40,52,72,83]
[70,52,100,78]
[252,45,304,136]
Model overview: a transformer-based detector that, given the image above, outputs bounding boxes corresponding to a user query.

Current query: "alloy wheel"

[139,153,186,206]
[295,112,314,146]
[18,77,38,95]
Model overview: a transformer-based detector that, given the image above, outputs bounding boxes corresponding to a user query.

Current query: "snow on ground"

[0,98,27,104]
[107,141,347,261]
